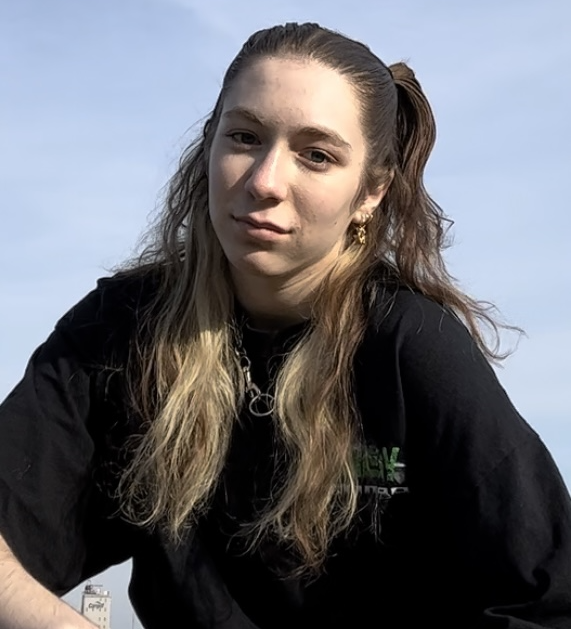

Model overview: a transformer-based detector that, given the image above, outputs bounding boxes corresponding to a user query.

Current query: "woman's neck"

[231,269,315,331]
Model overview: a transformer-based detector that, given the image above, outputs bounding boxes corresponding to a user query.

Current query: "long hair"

[116,22,511,574]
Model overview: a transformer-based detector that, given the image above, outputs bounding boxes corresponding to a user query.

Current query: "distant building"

[81,583,111,629]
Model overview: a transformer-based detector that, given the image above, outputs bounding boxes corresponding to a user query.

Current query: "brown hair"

[117,23,510,575]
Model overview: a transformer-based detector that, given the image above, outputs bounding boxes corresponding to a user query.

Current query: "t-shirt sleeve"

[377,290,571,627]
[0,279,140,595]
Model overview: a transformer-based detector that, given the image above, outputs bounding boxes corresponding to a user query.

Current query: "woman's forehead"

[220,57,364,144]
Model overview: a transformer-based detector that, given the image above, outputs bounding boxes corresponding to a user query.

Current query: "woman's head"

[153,22,441,300]
[205,22,436,288]
[208,55,384,284]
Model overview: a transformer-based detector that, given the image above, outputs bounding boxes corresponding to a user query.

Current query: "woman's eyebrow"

[222,106,352,151]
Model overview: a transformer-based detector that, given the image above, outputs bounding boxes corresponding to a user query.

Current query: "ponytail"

[389,62,436,186]
[379,62,446,282]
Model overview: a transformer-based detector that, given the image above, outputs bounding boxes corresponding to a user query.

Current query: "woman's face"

[208,57,384,284]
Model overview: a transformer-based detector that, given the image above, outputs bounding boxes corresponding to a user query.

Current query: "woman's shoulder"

[54,268,160,362]
[62,267,157,318]
[361,277,495,389]
[365,280,472,350]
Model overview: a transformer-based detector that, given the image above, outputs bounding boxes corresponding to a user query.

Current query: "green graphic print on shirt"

[353,444,409,537]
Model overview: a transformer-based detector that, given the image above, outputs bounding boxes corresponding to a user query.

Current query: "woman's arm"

[369,289,571,626]
[0,535,96,629]
[0,278,142,622]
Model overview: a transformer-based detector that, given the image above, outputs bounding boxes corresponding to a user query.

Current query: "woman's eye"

[309,151,330,164]
[228,132,258,145]
[305,149,332,166]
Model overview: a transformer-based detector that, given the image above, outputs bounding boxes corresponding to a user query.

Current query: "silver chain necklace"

[235,341,275,418]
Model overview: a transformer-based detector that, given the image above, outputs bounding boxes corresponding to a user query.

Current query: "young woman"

[1,22,570,629]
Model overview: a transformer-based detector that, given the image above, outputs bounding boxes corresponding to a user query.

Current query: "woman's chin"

[228,251,292,279]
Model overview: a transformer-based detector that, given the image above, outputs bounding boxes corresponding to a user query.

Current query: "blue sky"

[1,0,570,626]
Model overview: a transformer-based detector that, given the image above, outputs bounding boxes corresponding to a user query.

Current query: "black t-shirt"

[1,274,571,628]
